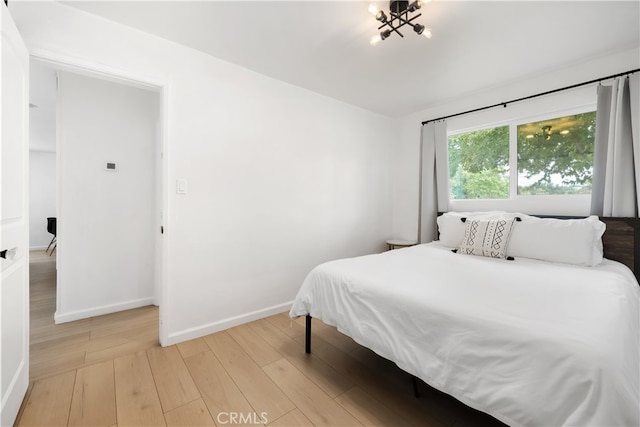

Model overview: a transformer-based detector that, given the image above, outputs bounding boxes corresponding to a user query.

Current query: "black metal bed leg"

[305,314,312,354]
[412,376,420,398]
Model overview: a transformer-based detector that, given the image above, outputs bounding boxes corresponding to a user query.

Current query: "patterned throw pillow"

[458,218,516,259]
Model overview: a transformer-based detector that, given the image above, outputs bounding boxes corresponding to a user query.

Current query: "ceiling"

[53,1,640,117]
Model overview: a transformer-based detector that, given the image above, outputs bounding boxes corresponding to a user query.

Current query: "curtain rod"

[421,68,640,126]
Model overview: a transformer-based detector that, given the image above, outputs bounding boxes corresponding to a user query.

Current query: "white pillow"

[437,211,528,248]
[506,215,606,266]
[458,218,516,259]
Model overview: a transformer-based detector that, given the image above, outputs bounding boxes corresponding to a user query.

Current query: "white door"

[0,3,30,426]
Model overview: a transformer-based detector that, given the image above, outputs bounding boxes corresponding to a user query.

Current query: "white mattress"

[290,242,640,427]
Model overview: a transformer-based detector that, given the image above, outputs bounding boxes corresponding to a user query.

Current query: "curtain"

[418,120,449,243]
[591,74,640,217]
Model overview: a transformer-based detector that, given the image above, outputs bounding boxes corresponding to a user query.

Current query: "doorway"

[28,57,167,365]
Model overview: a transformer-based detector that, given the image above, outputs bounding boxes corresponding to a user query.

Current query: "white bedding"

[289,242,640,427]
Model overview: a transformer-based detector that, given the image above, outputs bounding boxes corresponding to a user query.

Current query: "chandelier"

[369,0,432,45]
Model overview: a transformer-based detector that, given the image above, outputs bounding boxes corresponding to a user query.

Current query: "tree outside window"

[448,126,509,199]
[447,111,595,200]
[517,112,595,195]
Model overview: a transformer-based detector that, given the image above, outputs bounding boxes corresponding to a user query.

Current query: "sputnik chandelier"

[369,0,432,45]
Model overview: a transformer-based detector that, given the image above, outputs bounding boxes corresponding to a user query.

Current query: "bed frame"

[301,215,640,412]
[303,215,640,356]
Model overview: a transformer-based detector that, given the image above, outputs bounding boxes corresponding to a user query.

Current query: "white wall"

[55,71,159,323]
[29,61,58,249]
[10,2,395,344]
[392,48,640,241]
[28,151,56,249]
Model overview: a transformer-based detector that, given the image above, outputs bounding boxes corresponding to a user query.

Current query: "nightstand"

[386,239,417,250]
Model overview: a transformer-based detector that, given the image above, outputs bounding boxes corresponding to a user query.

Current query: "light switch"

[176,179,187,195]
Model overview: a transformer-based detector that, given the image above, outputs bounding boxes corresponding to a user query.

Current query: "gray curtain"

[591,74,640,217]
[418,120,449,243]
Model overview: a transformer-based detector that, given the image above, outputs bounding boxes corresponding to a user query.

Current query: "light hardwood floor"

[18,251,505,427]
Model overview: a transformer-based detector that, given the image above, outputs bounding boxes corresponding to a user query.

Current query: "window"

[517,112,595,195]
[448,126,509,199]
[448,110,595,200]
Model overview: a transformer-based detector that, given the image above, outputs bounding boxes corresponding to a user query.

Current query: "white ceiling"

[55,1,640,117]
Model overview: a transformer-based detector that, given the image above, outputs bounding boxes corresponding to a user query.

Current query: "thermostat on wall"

[105,162,117,171]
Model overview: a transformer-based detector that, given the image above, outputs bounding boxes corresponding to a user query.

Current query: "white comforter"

[290,243,640,427]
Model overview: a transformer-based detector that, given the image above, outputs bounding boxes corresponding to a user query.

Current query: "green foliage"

[517,112,595,195]
[518,181,592,196]
[448,111,595,199]
[450,168,509,199]
[448,126,509,199]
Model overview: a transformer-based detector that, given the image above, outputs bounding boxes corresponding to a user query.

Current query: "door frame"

[30,50,170,346]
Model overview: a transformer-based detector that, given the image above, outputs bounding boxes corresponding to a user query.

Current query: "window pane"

[517,112,595,195]
[448,126,509,199]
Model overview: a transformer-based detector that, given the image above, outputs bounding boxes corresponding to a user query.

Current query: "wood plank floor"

[18,251,505,427]
[28,250,159,381]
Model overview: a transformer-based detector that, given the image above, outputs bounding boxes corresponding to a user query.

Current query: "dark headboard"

[437,213,640,283]
[598,217,640,277]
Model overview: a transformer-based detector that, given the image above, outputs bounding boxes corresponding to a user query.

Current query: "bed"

[289,214,640,427]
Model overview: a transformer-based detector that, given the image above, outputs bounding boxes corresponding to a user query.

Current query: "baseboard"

[163,301,293,346]
[54,297,155,324]
[0,359,28,427]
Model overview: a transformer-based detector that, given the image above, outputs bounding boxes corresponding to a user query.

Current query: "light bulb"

[422,28,432,39]
[370,34,382,46]
[368,4,379,16]
[375,10,387,23]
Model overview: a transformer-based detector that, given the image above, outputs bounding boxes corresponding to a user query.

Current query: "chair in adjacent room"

[46,217,56,256]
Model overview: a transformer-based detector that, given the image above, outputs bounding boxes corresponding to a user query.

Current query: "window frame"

[447,103,597,203]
